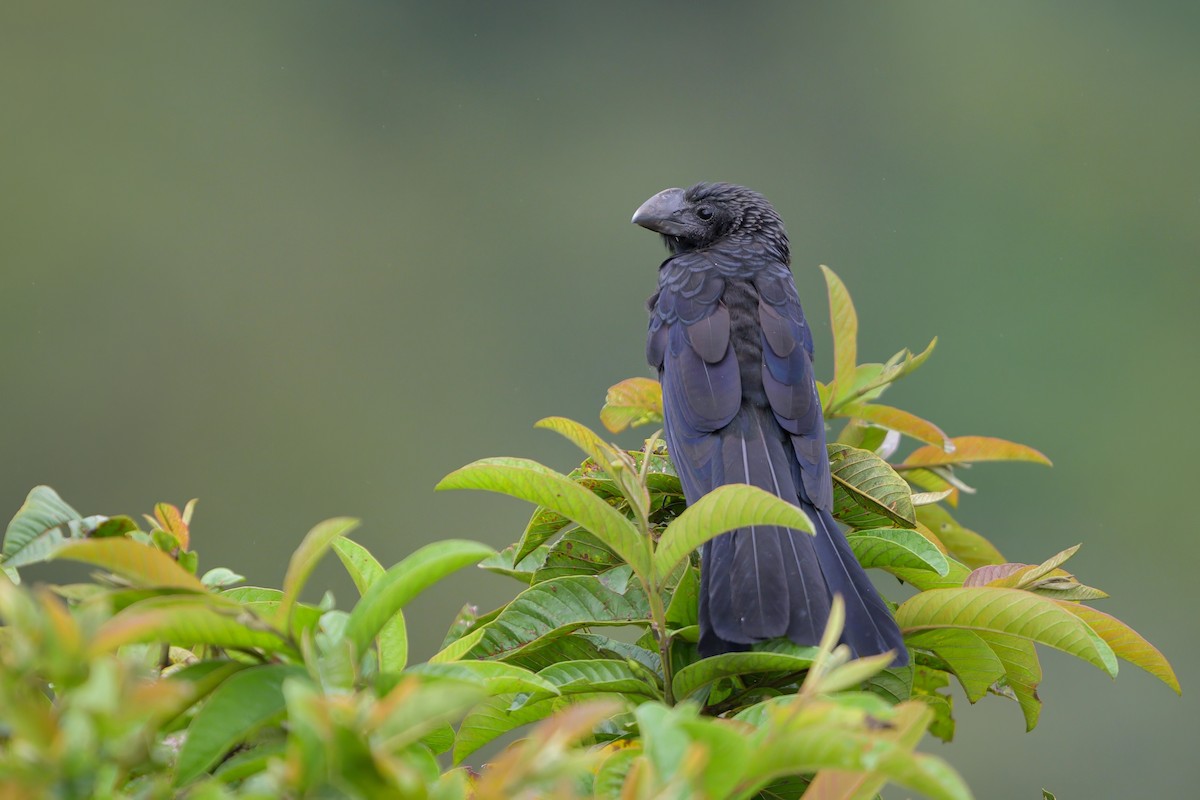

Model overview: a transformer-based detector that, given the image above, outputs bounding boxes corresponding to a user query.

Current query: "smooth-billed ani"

[632,183,907,663]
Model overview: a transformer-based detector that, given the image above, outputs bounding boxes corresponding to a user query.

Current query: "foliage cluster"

[0,269,1178,799]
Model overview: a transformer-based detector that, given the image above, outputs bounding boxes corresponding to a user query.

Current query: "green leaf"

[464,571,652,661]
[837,403,952,450]
[2,486,106,569]
[828,339,938,412]
[175,664,306,785]
[653,484,814,579]
[532,529,623,582]
[332,537,408,671]
[535,658,661,701]
[866,666,915,705]
[370,676,486,750]
[815,651,898,694]
[828,443,916,528]
[53,538,206,590]
[479,542,550,584]
[453,692,619,764]
[343,539,493,663]
[805,701,941,800]
[275,518,360,632]
[1056,603,1180,694]
[90,595,292,655]
[666,564,699,629]
[896,587,1118,677]
[331,536,384,592]
[890,558,971,591]
[600,376,664,433]
[976,632,1042,730]
[739,701,971,800]
[916,504,1004,567]
[672,649,818,701]
[513,499,579,565]
[900,435,1052,469]
[846,528,949,576]
[820,265,858,404]
[200,567,245,589]
[902,467,963,507]
[905,629,1006,703]
[211,741,287,784]
[404,660,560,698]
[436,456,651,581]
[429,627,487,664]
[534,416,620,477]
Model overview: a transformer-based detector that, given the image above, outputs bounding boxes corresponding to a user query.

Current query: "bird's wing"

[647,253,740,502]
[754,266,833,510]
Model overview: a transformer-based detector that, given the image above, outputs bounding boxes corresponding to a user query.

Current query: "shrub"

[0,269,1177,799]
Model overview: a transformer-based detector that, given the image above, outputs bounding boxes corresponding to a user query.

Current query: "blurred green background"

[2,2,1196,796]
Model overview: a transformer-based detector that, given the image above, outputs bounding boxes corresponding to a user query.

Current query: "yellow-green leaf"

[437,457,650,581]
[847,528,949,576]
[275,518,360,631]
[90,595,290,656]
[343,539,494,663]
[896,587,1117,678]
[54,538,205,591]
[653,484,814,579]
[820,265,858,404]
[838,403,952,450]
[829,443,916,529]
[916,505,1003,568]
[600,377,664,433]
[905,629,1005,703]
[1056,602,1180,694]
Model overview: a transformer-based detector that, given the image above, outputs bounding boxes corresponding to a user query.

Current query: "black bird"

[633,183,907,663]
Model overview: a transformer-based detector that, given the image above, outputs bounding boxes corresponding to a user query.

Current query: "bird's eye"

[696,206,714,221]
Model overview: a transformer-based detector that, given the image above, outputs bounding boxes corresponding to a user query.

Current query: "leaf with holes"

[829,443,916,529]
[464,570,652,662]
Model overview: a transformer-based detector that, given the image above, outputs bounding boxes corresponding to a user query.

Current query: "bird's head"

[631,182,789,262]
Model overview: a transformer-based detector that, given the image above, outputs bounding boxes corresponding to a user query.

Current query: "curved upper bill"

[631,187,688,235]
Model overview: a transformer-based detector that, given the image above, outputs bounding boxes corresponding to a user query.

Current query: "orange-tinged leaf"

[600,377,663,433]
[1057,603,1180,694]
[820,265,858,403]
[914,521,949,555]
[54,538,205,590]
[902,468,961,508]
[154,502,189,550]
[900,436,1051,469]
[916,505,1002,567]
[838,403,951,450]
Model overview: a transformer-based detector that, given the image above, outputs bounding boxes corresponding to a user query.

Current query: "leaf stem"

[647,589,675,706]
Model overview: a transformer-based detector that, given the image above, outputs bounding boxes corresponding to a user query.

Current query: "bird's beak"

[632,187,688,235]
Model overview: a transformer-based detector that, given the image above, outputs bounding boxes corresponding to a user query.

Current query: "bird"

[632,182,907,663]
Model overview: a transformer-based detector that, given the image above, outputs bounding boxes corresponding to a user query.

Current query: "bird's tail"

[809,505,908,665]
[695,409,908,665]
